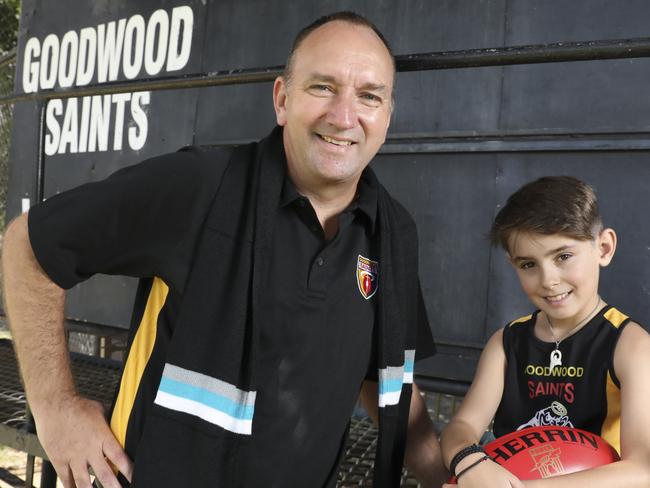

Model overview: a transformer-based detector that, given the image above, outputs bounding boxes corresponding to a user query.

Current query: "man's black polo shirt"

[247,174,379,487]
[29,145,434,487]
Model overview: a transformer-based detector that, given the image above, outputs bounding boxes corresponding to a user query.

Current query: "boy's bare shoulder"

[619,320,650,344]
[614,321,650,376]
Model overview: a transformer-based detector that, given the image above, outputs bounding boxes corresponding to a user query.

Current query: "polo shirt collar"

[279,169,378,233]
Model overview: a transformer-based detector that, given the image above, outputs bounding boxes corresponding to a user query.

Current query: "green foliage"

[0,0,17,230]
[0,0,19,55]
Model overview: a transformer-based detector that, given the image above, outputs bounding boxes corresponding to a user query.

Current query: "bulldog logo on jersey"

[357,255,379,300]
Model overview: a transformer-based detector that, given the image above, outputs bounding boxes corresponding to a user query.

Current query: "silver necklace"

[546,297,602,370]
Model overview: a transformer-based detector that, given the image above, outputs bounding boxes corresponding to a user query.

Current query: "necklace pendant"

[549,349,562,370]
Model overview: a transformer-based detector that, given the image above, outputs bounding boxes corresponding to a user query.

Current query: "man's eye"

[309,84,333,93]
[360,93,382,105]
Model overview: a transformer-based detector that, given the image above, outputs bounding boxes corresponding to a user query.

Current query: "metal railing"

[2,37,650,106]
[1,36,649,205]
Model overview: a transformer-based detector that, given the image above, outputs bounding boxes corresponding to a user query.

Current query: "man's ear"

[273,76,288,126]
[597,228,617,267]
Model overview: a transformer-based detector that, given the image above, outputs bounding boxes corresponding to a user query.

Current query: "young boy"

[441,176,650,487]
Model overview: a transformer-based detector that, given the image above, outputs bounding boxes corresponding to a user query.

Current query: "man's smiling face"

[273,20,394,191]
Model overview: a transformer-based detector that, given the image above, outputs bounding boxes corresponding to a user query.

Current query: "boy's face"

[507,230,616,329]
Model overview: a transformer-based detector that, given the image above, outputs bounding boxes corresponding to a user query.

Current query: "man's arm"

[2,214,132,488]
[360,381,448,487]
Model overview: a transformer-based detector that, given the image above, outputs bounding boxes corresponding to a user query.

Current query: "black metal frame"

[2,37,650,106]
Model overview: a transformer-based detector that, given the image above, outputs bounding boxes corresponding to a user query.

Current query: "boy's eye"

[520,261,535,270]
[557,253,572,262]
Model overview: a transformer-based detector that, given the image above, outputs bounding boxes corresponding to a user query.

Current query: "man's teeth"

[320,135,352,146]
[546,292,569,302]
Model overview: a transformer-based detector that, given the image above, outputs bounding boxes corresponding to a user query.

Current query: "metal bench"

[0,338,122,487]
[0,336,466,487]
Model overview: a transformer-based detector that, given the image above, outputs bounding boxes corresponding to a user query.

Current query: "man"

[2,12,447,488]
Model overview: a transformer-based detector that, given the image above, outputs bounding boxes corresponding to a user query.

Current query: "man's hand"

[2,215,133,487]
[33,395,132,488]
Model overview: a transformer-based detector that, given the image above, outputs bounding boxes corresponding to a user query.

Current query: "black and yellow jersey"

[493,305,630,453]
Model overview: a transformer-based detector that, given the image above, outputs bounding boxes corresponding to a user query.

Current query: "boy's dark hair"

[283,11,395,84]
[490,176,603,252]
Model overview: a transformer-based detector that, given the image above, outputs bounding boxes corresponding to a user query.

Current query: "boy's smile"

[507,230,616,334]
[544,290,571,304]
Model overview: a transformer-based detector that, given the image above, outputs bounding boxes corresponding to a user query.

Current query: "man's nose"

[326,93,357,130]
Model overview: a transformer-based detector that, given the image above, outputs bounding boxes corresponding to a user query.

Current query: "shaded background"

[6,0,650,383]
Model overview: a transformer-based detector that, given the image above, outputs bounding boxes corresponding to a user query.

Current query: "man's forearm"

[2,214,133,488]
[2,214,75,412]
[405,385,448,488]
[360,381,448,487]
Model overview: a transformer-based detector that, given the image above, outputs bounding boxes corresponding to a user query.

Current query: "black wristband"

[450,443,485,476]
[456,455,491,480]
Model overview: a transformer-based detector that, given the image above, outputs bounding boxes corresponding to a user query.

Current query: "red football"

[449,426,619,483]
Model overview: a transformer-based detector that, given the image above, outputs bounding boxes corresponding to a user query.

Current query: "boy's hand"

[443,455,524,488]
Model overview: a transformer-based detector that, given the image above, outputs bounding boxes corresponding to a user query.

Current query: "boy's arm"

[359,381,448,488]
[440,328,524,487]
[522,321,650,488]
[2,214,132,488]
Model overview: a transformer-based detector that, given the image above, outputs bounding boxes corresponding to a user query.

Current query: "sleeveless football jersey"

[493,305,631,453]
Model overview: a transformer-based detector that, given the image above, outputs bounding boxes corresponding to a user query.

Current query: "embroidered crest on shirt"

[356,255,378,300]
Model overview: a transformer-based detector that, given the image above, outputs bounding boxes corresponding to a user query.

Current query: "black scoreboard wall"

[9,0,650,382]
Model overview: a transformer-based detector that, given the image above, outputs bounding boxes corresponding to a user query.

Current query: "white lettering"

[44,93,152,154]
[78,96,91,152]
[40,34,59,90]
[89,95,111,152]
[129,91,149,150]
[97,19,126,83]
[123,15,145,79]
[20,6,194,91]
[44,99,63,156]
[59,97,79,153]
[167,6,193,71]
[22,6,194,154]
[112,93,130,150]
[76,28,96,86]
[58,31,79,88]
[22,37,40,93]
[144,9,169,75]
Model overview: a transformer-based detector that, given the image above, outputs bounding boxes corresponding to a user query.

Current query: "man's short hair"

[283,11,395,84]
[490,176,604,252]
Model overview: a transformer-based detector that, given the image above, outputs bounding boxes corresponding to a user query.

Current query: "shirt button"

[316,256,324,266]
[298,199,306,207]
